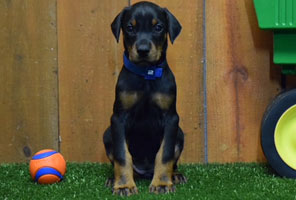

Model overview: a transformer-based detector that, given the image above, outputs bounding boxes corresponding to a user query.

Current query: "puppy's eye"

[154,24,163,32]
[126,25,134,32]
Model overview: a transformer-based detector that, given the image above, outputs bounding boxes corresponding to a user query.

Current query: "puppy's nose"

[136,42,151,57]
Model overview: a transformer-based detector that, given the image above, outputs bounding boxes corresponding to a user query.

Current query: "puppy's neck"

[123,52,167,80]
[124,51,167,67]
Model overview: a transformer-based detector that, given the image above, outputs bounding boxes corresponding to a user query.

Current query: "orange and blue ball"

[29,149,66,184]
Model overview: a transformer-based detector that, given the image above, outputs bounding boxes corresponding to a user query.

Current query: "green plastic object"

[274,31,296,65]
[254,0,296,71]
[254,0,296,29]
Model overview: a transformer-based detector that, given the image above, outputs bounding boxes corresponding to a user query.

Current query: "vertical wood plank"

[0,0,58,162]
[206,0,281,163]
[131,0,204,163]
[58,0,128,162]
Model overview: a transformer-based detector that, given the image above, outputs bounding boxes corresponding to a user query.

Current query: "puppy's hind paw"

[105,178,114,187]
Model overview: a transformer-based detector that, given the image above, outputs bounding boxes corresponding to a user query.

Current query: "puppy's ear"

[111,8,127,42]
[164,8,182,44]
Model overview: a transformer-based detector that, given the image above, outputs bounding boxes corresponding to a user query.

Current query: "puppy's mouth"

[128,43,162,65]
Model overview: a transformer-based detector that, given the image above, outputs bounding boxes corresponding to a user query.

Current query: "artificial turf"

[1,163,296,200]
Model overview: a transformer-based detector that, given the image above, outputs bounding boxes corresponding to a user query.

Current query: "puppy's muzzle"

[136,39,152,57]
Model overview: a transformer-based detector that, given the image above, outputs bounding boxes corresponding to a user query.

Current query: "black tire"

[261,89,296,178]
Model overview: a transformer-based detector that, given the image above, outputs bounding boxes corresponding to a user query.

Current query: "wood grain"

[131,0,205,163]
[206,0,281,163]
[0,0,59,162]
[58,0,128,162]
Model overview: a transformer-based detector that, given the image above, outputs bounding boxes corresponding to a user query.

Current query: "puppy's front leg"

[149,114,179,194]
[111,114,138,196]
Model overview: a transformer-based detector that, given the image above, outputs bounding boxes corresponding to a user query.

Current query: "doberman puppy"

[103,1,186,196]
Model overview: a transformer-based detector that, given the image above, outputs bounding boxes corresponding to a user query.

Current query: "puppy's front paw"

[112,186,138,196]
[173,173,187,184]
[149,184,176,194]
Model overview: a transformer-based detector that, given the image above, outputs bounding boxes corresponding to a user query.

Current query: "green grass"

[1,163,296,200]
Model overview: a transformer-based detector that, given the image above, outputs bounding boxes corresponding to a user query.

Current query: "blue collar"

[123,53,166,80]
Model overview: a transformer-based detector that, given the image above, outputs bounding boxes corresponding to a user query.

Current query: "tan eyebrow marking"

[131,19,137,26]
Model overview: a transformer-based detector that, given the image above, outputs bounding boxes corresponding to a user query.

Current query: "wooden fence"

[0,0,285,163]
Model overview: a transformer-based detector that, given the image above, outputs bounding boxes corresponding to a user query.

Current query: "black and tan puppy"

[103,1,186,196]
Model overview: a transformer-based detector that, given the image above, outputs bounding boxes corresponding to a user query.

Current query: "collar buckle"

[144,68,163,80]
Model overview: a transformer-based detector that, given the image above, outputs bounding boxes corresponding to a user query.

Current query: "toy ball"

[29,149,66,184]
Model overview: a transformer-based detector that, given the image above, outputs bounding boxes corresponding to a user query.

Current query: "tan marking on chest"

[119,91,139,110]
[152,93,174,110]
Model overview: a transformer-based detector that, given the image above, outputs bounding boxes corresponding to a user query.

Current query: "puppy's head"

[111,1,182,65]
